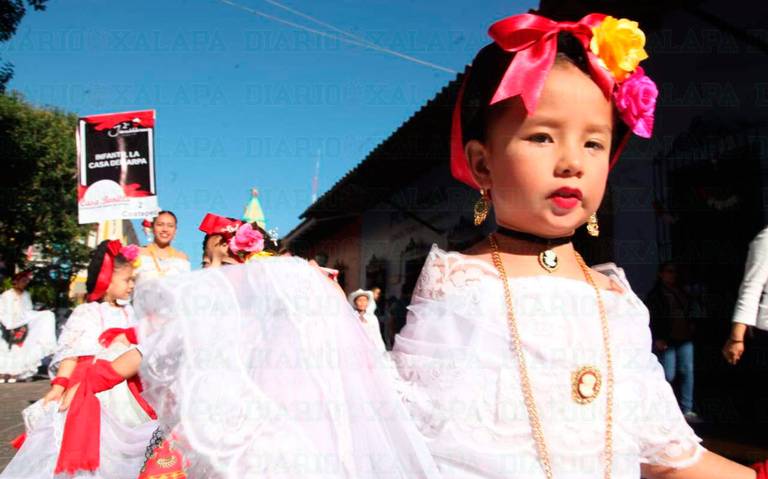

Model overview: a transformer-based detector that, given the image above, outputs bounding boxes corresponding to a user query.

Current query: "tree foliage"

[0,91,91,307]
[0,0,48,92]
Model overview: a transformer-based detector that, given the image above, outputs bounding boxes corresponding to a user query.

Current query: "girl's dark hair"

[461,32,627,156]
[85,240,131,297]
[153,210,177,224]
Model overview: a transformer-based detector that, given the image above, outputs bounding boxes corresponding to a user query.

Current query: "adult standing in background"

[645,262,700,422]
[134,210,191,284]
[723,226,768,365]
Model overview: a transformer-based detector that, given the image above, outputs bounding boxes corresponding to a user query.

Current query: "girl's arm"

[43,357,77,405]
[58,348,143,411]
[641,451,756,478]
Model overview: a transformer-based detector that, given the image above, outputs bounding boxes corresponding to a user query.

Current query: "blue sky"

[3,0,534,265]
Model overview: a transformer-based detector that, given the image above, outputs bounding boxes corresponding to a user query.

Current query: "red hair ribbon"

[450,13,628,190]
[86,240,123,303]
[198,213,242,237]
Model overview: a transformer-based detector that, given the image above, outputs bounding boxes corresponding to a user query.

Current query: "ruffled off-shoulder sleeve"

[594,263,705,469]
[50,303,102,373]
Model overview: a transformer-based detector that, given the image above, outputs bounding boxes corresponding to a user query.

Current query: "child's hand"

[42,385,65,405]
[58,383,80,412]
[722,339,745,365]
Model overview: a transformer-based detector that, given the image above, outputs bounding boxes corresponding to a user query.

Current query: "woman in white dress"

[134,211,191,283]
[0,271,56,382]
[130,12,761,479]
[0,241,157,479]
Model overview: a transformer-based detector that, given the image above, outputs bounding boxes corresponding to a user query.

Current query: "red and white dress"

[1,302,157,479]
[0,289,56,379]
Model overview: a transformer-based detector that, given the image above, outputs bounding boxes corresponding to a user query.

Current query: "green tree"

[0,91,91,307]
[1,0,48,91]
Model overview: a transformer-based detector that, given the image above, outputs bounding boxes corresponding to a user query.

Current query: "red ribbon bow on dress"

[450,13,627,190]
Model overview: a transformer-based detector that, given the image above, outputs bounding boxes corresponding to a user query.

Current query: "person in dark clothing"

[645,262,699,422]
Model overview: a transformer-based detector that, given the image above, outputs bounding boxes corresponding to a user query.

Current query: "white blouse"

[52,302,137,373]
[0,289,34,329]
[134,250,191,284]
[732,226,768,331]
[392,245,703,478]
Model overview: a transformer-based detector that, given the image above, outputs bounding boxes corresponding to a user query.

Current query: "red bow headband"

[198,213,242,238]
[86,240,141,302]
[451,13,656,190]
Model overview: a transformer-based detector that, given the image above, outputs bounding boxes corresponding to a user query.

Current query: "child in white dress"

[0,271,56,382]
[1,240,157,479]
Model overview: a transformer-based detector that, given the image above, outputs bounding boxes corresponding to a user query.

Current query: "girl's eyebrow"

[586,124,612,135]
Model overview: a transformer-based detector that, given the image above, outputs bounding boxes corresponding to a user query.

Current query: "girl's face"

[153,213,177,247]
[354,295,369,312]
[105,264,135,302]
[202,235,239,268]
[467,61,613,237]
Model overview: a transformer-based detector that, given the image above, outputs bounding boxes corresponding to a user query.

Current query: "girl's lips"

[551,196,580,209]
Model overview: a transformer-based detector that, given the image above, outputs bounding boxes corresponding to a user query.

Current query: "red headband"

[450,13,635,190]
[198,213,242,237]
[87,240,123,302]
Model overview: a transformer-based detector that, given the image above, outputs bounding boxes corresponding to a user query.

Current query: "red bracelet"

[50,377,70,389]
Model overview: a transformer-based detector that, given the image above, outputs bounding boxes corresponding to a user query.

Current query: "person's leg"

[660,345,677,384]
[677,341,695,414]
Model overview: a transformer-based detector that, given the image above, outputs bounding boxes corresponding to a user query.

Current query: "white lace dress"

[0,302,157,479]
[392,245,703,478]
[132,247,703,478]
[0,289,56,378]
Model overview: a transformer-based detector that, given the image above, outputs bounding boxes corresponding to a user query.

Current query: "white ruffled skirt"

[0,343,157,479]
[134,257,440,479]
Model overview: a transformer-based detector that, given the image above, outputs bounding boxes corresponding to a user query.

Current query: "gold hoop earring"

[474,189,490,226]
[587,213,600,237]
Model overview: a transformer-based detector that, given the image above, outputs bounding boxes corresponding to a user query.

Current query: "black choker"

[493,226,572,273]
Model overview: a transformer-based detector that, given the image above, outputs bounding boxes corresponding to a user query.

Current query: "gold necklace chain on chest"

[488,233,614,479]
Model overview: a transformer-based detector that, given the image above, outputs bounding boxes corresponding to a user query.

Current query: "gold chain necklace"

[488,234,614,479]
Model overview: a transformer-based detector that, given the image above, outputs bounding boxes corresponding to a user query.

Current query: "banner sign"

[76,110,159,224]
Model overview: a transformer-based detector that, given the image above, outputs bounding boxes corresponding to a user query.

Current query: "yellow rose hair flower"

[590,16,649,81]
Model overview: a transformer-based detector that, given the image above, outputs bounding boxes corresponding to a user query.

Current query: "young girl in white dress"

[130,12,764,479]
[1,240,157,479]
[0,271,56,382]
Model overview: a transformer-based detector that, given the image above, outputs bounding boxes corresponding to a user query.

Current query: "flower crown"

[451,12,658,190]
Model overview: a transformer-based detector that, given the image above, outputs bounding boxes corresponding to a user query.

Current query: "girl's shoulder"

[412,244,498,299]
[66,301,103,326]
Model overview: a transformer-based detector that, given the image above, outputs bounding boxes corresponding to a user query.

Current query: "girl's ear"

[465,139,493,190]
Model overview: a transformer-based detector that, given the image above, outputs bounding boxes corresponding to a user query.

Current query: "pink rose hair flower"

[613,67,658,138]
[229,223,265,255]
[119,244,140,262]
